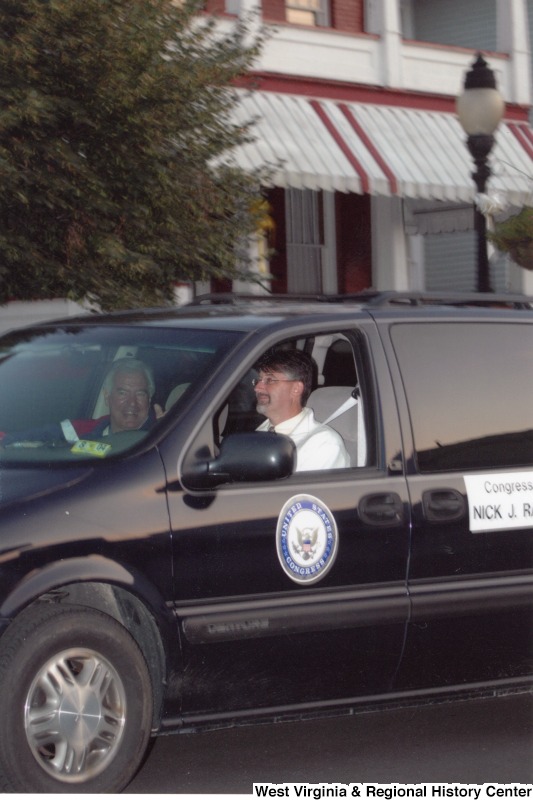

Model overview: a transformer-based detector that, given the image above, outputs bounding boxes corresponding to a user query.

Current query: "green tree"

[0,0,265,310]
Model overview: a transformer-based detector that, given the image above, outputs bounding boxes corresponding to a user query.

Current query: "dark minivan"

[0,292,530,792]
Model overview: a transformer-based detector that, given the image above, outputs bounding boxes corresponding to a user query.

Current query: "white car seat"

[307,385,366,466]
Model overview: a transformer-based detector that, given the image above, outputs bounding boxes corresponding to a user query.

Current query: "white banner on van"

[464,472,533,532]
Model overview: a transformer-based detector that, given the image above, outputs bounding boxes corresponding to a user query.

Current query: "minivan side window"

[390,322,533,472]
[219,331,373,472]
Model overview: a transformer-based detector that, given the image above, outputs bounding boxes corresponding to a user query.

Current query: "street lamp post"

[456,53,504,292]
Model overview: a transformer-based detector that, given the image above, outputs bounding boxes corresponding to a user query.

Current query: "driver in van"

[254,349,350,471]
[0,358,163,446]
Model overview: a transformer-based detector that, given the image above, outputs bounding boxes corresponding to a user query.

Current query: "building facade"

[209,0,533,296]
[2,0,533,332]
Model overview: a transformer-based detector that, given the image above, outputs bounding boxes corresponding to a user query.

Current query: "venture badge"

[276,494,338,584]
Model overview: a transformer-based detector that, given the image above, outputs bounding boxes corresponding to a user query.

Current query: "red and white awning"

[229,90,533,205]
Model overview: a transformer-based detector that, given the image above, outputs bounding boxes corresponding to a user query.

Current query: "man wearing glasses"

[253,349,350,472]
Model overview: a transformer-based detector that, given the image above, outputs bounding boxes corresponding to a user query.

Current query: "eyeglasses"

[252,376,297,387]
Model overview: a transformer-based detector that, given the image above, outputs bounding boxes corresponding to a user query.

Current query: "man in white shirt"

[254,349,350,472]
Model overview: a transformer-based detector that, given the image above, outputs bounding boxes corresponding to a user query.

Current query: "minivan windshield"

[0,324,242,463]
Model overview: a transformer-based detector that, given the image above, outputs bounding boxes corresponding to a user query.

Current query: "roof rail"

[188,292,342,305]
[189,290,395,306]
[362,291,533,309]
[188,291,532,310]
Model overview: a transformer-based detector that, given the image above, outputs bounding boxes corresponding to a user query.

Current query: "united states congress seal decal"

[276,494,338,584]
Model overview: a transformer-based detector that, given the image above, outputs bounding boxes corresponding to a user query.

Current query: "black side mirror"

[183,432,296,489]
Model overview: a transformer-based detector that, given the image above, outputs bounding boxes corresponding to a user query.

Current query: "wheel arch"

[0,556,175,729]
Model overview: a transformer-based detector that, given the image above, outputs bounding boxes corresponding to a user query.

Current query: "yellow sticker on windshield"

[71,440,112,458]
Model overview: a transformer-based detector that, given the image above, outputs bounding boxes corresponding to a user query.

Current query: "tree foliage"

[0,0,265,310]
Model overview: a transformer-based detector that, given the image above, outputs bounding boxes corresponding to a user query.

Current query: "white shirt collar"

[271,408,308,435]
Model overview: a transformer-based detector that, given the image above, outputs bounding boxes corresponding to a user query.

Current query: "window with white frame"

[286,189,324,293]
[225,0,240,14]
[286,0,329,27]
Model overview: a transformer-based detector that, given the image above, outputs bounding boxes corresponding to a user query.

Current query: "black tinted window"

[391,322,533,472]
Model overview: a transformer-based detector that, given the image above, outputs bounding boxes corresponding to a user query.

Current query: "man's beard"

[256,395,269,415]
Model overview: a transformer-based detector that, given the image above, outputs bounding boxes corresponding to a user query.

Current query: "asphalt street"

[126,691,533,793]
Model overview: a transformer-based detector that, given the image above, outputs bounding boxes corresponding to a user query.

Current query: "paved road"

[126,692,533,793]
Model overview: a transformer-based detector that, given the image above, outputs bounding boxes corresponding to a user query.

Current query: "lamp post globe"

[456,53,504,292]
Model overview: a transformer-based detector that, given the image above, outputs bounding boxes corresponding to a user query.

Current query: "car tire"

[0,602,154,793]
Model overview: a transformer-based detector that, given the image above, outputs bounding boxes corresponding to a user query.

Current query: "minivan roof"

[11,290,532,334]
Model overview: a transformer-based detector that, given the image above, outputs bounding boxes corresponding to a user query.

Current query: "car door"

[161,319,412,721]
[380,316,533,691]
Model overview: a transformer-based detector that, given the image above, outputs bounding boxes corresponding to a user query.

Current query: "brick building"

[205,0,533,297]
[3,0,533,331]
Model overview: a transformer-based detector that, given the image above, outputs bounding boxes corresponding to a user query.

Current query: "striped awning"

[229,90,533,205]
